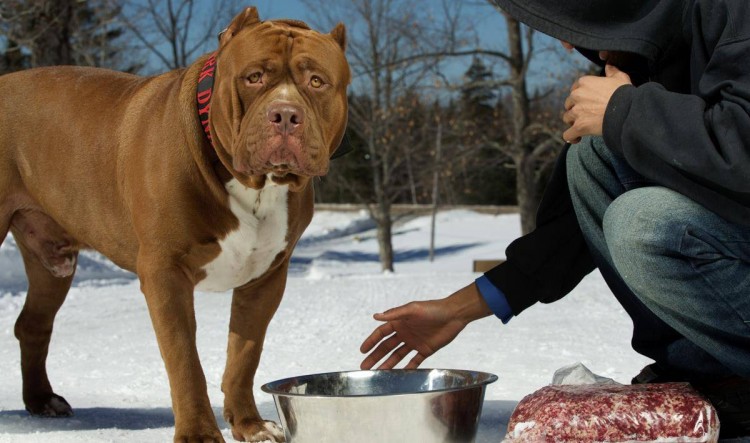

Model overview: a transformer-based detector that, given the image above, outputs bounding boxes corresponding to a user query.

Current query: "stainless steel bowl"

[261,368,498,443]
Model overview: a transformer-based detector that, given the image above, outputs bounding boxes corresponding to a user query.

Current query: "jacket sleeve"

[603,3,750,226]
[483,145,596,316]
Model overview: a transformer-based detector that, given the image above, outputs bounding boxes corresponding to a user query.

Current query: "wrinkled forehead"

[222,21,344,68]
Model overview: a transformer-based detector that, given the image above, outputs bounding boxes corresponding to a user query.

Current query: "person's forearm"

[446,283,493,325]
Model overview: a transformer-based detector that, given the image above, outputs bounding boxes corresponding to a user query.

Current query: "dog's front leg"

[222,262,288,443]
[138,258,224,443]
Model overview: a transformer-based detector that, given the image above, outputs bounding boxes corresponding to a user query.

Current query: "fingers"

[605,63,631,82]
[562,109,575,126]
[564,94,574,112]
[565,77,586,113]
[563,94,579,143]
[377,344,413,370]
[562,126,582,145]
[359,322,394,354]
[563,74,610,143]
[360,333,402,370]
[405,353,426,369]
[570,78,581,92]
[364,347,429,371]
[373,303,413,322]
[361,302,427,370]
[563,97,576,118]
[361,304,414,353]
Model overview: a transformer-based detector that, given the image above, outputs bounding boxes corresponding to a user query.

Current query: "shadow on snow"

[0,400,517,441]
[313,242,483,264]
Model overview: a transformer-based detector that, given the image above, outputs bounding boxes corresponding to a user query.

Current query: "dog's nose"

[267,102,305,135]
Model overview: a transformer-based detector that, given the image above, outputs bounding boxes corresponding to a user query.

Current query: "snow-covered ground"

[0,209,652,442]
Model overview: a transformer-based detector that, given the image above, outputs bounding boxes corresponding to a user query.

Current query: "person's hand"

[563,64,632,144]
[359,283,492,370]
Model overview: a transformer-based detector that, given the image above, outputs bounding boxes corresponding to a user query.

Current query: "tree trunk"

[32,0,75,67]
[405,150,418,205]
[374,201,394,272]
[368,129,395,272]
[506,15,529,148]
[516,154,538,235]
[429,116,442,262]
[506,15,538,234]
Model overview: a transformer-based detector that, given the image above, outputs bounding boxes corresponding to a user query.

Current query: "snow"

[0,209,652,442]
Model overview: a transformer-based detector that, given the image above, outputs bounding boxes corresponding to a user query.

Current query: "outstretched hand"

[359,300,466,370]
[359,283,493,370]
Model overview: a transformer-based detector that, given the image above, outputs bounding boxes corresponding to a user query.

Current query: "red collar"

[196,53,217,148]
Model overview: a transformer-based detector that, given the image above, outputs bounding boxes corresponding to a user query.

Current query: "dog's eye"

[310,76,324,89]
[247,72,262,84]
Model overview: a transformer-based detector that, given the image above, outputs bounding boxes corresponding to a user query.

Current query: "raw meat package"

[505,382,719,442]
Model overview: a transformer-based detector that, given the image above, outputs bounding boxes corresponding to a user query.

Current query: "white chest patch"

[195,178,289,292]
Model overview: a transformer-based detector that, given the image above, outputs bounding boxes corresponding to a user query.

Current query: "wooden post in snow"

[429,114,442,262]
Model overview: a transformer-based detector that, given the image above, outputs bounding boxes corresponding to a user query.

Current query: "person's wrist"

[446,283,493,325]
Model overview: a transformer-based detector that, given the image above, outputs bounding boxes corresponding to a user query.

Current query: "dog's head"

[208,7,350,192]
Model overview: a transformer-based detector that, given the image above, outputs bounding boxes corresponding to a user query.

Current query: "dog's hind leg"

[12,224,77,417]
[0,207,9,247]
[0,184,13,246]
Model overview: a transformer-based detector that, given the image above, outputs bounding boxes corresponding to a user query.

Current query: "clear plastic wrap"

[505,373,719,442]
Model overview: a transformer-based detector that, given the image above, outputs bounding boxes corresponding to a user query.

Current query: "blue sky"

[244,0,589,88]
[251,0,311,21]
[248,1,508,47]
[161,1,588,95]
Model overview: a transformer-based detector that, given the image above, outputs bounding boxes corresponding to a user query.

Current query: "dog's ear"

[330,23,347,51]
[219,7,261,47]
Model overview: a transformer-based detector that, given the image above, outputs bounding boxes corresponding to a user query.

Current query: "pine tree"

[458,56,517,206]
[461,56,497,119]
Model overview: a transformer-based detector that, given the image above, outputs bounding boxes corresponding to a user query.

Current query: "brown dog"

[0,7,349,443]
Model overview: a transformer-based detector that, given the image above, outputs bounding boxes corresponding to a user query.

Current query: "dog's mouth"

[230,138,328,190]
[270,171,310,192]
[267,158,307,177]
[269,169,302,186]
[233,151,325,178]
[260,163,312,190]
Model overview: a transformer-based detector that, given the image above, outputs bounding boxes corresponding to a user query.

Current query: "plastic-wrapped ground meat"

[505,382,719,442]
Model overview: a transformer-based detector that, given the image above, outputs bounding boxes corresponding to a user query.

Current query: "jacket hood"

[491,0,688,62]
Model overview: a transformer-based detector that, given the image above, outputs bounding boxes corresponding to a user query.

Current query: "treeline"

[318,59,568,208]
[0,0,588,271]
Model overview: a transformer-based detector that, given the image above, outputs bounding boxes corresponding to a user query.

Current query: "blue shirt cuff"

[475,275,513,324]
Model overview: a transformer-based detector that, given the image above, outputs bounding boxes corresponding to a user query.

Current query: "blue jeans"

[566,136,750,380]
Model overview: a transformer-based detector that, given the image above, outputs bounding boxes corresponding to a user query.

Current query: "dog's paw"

[25,393,73,417]
[231,420,285,442]
[174,428,226,443]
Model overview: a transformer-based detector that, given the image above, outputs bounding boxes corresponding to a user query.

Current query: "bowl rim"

[260,368,499,398]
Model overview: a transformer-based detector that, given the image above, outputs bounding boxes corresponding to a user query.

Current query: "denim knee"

[565,138,600,201]
[602,187,686,296]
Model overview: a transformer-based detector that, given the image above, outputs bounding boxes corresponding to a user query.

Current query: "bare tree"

[0,0,138,72]
[492,13,565,234]
[422,12,569,234]
[339,2,570,235]
[420,5,569,234]
[73,1,141,71]
[306,0,471,272]
[121,0,239,70]
[309,0,578,270]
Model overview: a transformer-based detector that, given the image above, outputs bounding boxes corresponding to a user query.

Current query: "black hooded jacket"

[486,0,750,315]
